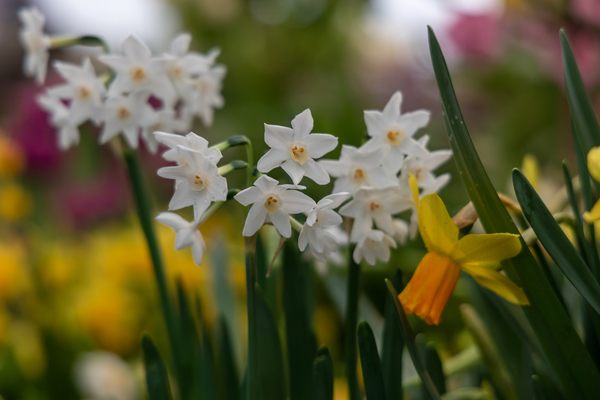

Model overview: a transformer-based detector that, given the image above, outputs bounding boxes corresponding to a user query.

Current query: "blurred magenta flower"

[448,13,503,60]
[571,0,600,28]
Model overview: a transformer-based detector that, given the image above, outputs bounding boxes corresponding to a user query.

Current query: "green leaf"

[428,26,600,399]
[384,279,441,400]
[254,284,287,399]
[174,281,202,398]
[416,337,446,397]
[282,241,317,400]
[216,316,240,400]
[358,321,386,400]
[313,347,334,400]
[345,252,361,400]
[513,169,600,315]
[142,335,172,400]
[380,271,404,400]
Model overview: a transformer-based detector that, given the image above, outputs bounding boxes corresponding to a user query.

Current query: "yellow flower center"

[289,144,308,165]
[352,168,366,183]
[264,195,281,212]
[117,107,131,121]
[398,252,460,325]
[130,67,146,82]
[77,86,92,100]
[386,129,405,145]
[169,65,183,79]
[193,174,206,190]
[369,201,380,212]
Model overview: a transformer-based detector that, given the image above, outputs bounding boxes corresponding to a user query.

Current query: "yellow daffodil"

[584,147,600,223]
[398,189,529,325]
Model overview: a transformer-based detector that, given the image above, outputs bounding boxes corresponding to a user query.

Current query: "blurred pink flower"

[448,13,503,60]
[571,0,600,28]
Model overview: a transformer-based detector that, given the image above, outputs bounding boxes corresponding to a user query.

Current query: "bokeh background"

[0,0,598,398]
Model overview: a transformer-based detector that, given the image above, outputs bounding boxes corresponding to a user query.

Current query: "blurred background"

[0,0,598,398]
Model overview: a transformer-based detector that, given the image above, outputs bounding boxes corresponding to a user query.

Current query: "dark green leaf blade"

[358,321,386,400]
[416,337,446,397]
[216,316,240,400]
[380,271,404,400]
[142,335,172,400]
[428,26,600,399]
[282,241,317,400]
[513,170,600,314]
[313,347,334,400]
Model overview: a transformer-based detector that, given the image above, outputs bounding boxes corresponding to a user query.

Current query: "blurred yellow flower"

[584,147,600,223]
[0,183,32,223]
[0,135,25,179]
[9,321,46,378]
[521,154,539,189]
[0,240,31,301]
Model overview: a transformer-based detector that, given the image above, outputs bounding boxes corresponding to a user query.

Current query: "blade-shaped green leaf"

[514,170,600,314]
[313,347,334,400]
[358,321,386,400]
[282,241,317,400]
[142,335,172,400]
[380,271,404,400]
[385,279,441,400]
[217,316,240,400]
[428,26,600,398]
[345,252,361,400]
[416,337,446,397]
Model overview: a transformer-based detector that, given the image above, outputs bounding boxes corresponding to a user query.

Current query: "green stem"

[345,251,361,400]
[122,149,179,363]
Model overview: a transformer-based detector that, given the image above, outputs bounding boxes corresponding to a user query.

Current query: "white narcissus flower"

[154,131,222,163]
[99,35,175,103]
[305,226,348,268]
[38,94,80,150]
[353,229,397,266]
[234,175,316,238]
[183,64,226,127]
[257,109,338,185]
[320,145,396,194]
[99,93,153,148]
[156,212,205,265]
[399,145,452,195]
[18,7,50,85]
[362,91,430,166]
[299,192,349,255]
[339,186,412,241]
[157,146,227,218]
[46,58,106,126]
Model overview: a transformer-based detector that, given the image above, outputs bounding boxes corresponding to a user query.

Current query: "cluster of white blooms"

[19,7,225,152]
[154,131,229,265]
[236,92,451,266]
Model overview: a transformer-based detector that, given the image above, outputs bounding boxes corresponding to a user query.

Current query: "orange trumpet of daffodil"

[398,182,529,325]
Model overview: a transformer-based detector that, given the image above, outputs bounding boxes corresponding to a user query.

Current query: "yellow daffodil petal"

[452,233,521,267]
[418,193,458,254]
[462,264,529,305]
[408,173,420,206]
[587,146,600,183]
[399,252,461,325]
[521,154,539,189]
[583,200,600,224]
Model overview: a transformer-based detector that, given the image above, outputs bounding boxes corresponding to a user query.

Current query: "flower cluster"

[19,7,225,151]
[235,93,451,266]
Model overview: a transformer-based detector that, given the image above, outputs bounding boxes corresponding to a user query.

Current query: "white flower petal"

[383,91,402,116]
[243,202,267,236]
[302,159,330,185]
[281,159,306,185]
[234,186,263,206]
[264,124,293,150]
[270,211,292,238]
[291,109,313,138]
[257,148,289,172]
[305,133,338,158]
[280,190,316,214]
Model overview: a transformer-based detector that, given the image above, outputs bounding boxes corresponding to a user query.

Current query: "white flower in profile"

[74,351,138,400]
[156,212,205,265]
[37,94,80,150]
[305,225,348,268]
[234,175,316,238]
[18,6,50,84]
[362,91,430,162]
[339,186,412,241]
[184,64,226,126]
[320,145,396,194]
[154,131,222,163]
[99,35,175,103]
[299,192,349,255]
[352,229,396,266]
[257,109,338,185]
[47,58,106,125]
[99,93,153,148]
[399,143,452,195]
[391,218,409,245]
[157,146,227,218]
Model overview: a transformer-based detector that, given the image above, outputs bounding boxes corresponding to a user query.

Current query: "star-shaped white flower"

[362,91,430,164]
[47,58,106,126]
[320,144,396,194]
[352,229,396,266]
[182,64,226,127]
[339,186,412,242]
[157,146,227,218]
[399,138,452,195]
[99,35,175,103]
[154,131,222,163]
[99,93,153,148]
[299,192,349,255]
[156,212,205,265]
[18,6,50,85]
[234,175,316,238]
[38,94,80,150]
[257,109,338,185]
